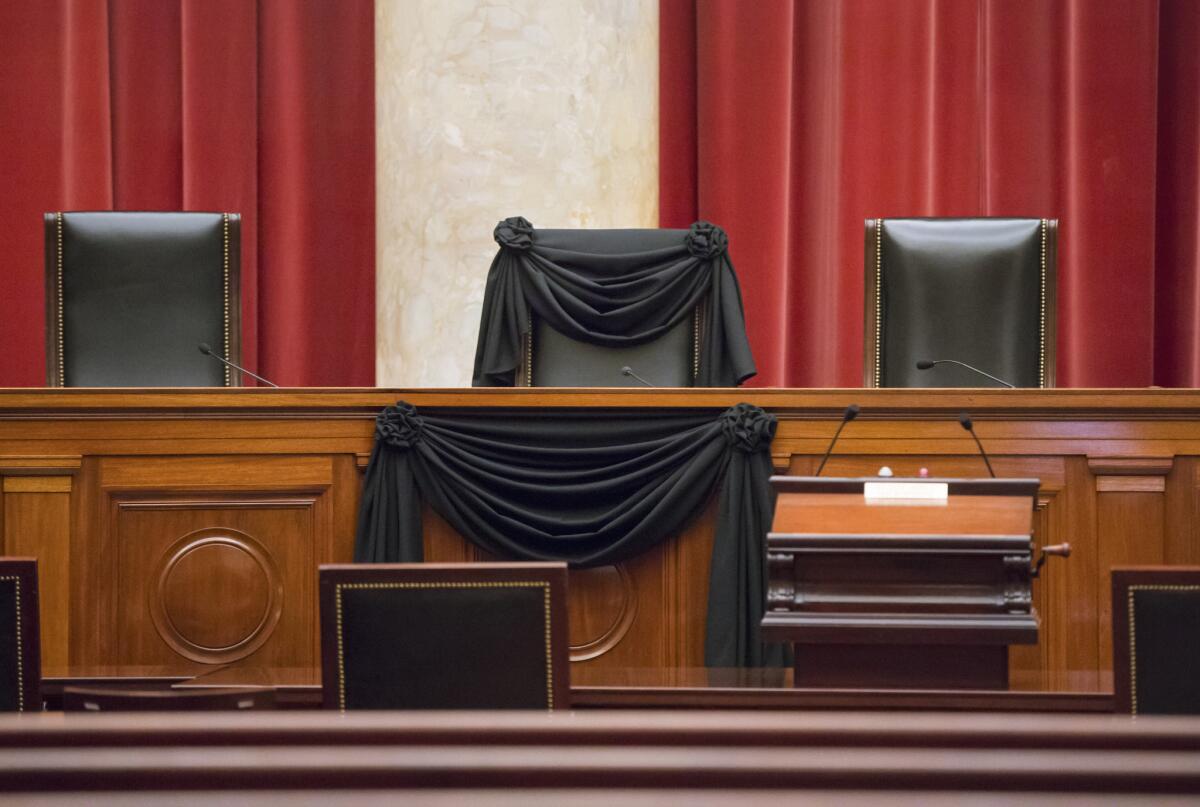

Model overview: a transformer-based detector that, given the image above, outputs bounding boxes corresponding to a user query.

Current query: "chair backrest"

[45,211,242,387]
[319,562,569,711]
[516,228,702,387]
[1112,567,1200,715]
[525,311,699,387]
[0,558,40,712]
[61,686,274,712]
[863,218,1057,388]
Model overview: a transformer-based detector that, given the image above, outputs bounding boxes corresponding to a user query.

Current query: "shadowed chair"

[1112,567,1200,715]
[61,686,274,712]
[863,218,1057,388]
[474,219,755,388]
[44,211,241,387]
[320,562,569,711]
[0,558,40,713]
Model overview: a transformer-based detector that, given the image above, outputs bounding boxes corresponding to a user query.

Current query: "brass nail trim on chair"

[524,306,534,386]
[333,580,556,712]
[1039,218,1047,389]
[56,213,64,387]
[222,213,231,387]
[0,576,24,712]
[1127,583,1200,715]
[874,218,882,388]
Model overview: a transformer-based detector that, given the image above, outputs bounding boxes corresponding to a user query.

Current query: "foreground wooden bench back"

[0,711,1198,798]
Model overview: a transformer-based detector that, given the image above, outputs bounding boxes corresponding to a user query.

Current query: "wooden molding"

[0,455,81,475]
[1097,476,1166,493]
[3,476,72,493]
[1087,457,1174,477]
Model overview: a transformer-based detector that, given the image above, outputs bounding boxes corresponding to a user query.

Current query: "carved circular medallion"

[568,563,638,662]
[149,528,283,664]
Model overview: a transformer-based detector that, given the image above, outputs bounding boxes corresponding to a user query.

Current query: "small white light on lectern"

[877,466,894,477]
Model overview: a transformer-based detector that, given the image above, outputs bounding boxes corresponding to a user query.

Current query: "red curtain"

[0,0,374,387]
[661,0,1200,388]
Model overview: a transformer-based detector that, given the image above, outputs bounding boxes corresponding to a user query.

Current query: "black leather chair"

[319,562,569,711]
[44,211,241,387]
[0,558,40,712]
[518,229,701,387]
[1112,567,1200,715]
[863,218,1057,388]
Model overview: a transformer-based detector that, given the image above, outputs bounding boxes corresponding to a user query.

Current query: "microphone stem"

[815,419,848,477]
[966,428,996,478]
[939,360,1014,388]
[239,368,279,388]
[201,346,279,387]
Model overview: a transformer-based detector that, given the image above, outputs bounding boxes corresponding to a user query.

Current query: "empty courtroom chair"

[474,218,755,387]
[45,211,242,387]
[0,558,40,712]
[863,217,1057,388]
[61,686,274,712]
[1112,567,1200,714]
[319,562,569,710]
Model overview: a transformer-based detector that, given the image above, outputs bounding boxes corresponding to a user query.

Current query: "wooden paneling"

[61,454,340,671]
[1165,457,1200,565]
[1,487,71,666]
[424,497,718,668]
[0,460,76,668]
[4,388,1200,689]
[1091,457,1172,679]
[113,499,315,667]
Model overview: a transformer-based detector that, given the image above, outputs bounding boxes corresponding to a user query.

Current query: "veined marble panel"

[376,0,659,387]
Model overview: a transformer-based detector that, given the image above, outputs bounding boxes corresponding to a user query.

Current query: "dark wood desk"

[5,388,1200,690]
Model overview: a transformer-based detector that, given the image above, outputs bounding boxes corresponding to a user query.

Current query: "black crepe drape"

[354,401,786,667]
[472,217,756,387]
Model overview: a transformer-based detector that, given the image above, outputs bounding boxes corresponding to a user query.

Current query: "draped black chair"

[473,218,755,387]
[44,211,242,387]
[863,218,1057,388]
[1112,567,1200,715]
[0,558,40,712]
[319,562,569,711]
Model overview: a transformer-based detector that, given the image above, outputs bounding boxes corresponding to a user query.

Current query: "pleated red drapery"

[661,0,1200,388]
[0,0,374,387]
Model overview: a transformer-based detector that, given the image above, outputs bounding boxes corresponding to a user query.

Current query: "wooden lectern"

[761,477,1040,690]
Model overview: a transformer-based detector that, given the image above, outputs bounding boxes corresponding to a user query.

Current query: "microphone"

[814,404,860,477]
[198,343,279,388]
[958,412,996,478]
[916,359,1015,388]
[620,365,654,387]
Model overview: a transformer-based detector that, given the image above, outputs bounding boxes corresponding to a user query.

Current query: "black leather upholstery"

[864,218,1056,388]
[320,563,569,711]
[1127,588,1200,714]
[521,228,699,387]
[45,212,241,387]
[532,316,694,387]
[1113,569,1200,715]
[0,559,40,713]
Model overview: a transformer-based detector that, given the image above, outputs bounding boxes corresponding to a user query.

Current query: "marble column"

[375,0,659,386]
